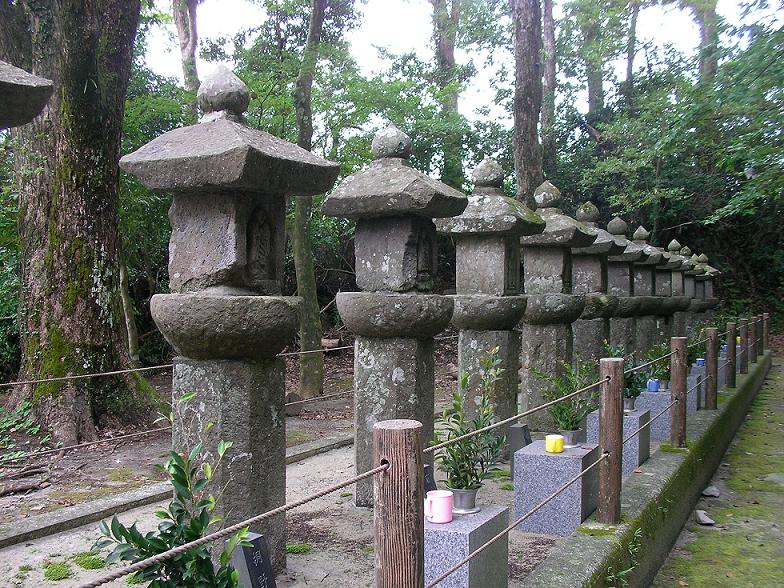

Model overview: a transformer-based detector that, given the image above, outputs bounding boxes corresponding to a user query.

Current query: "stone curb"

[0,434,353,550]
[522,351,773,588]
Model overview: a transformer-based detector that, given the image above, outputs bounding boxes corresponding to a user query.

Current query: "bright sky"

[145,0,763,123]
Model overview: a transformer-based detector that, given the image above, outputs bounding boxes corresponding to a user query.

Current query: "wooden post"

[373,419,424,588]
[705,328,718,410]
[756,315,764,355]
[763,313,770,351]
[671,337,687,448]
[748,317,757,363]
[727,322,737,389]
[597,357,624,524]
[739,319,749,374]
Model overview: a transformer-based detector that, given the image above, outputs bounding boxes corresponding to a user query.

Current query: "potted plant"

[535,359,596,448]
[603,342,645,410]
[645,342,671,389]
[432,350,505,514]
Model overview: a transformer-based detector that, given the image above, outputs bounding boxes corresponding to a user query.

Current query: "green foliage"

[43,561,73,581]
[72,551,105,570]
[0,400,55,461]
[534,359,598,430]
[432,349,506,490]
[645,342,671,381]
[95,396,245,587]
[602,341,648,399]
[286,543,312,554]
[605,527,643,588]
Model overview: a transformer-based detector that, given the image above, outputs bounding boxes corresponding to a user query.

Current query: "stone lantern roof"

[668,239,693,271]
[436,158,544,236]
[605,216,645,262]
[0,60,53,128]
[686,253,706,275]
[631,226,662,264]
[572,201,625,255]
[322,126,467,219]
[120,65,339,195]
[519,181,596,247]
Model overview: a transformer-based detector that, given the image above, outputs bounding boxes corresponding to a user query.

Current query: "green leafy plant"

[644,342,671,381]
[432,349,506,490]
[603,342,646,399]
[534,359,597,431]
[95,394,246,587]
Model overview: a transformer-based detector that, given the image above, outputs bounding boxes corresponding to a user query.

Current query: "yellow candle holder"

[545,434,565,454]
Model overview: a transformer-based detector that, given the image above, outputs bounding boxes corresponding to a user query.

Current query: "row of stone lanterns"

[116,68,722,569]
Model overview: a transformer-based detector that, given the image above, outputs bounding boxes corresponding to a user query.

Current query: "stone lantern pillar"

[570,202,624,372]
[436,158,544,441]
[518,182,596,431]
[605,217,646,353]
[652,242,683,344]
[694,254,720,323]
[682,247,703,335]
[630,226,663,357]
[322,126,467,506]
[668,240,694,337]
[0,61,53,128]
[120,66,340,570]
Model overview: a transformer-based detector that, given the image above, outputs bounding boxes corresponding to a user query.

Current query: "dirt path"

[652,351,784,588]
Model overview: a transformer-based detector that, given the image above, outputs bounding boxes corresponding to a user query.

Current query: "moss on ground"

[653,361,784,587]
[286,430,314,448]
[43,561,73,581]
[72,551,105,570]
[286,543,312,554]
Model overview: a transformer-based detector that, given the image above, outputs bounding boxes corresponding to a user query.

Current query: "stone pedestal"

[689,365,706,411]
[635,391,675,441]
[514,441,599,536]
[324,126,467,507]
[120,66,341,571]
[425,506,509,588]
[509,424,532,479]
[587,408,650,475]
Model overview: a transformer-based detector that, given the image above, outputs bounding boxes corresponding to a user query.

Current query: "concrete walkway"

[653,353,784,587]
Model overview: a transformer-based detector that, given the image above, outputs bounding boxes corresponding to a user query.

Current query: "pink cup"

[424,490,453,523]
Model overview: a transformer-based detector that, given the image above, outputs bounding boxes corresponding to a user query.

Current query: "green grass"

[339,491,352,498]
[43,561,72,581]
[500,482,514,491]
[72,551,105,570]
[286,543,312,554]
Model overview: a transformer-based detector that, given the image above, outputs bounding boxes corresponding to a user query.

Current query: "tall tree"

[3,0,145,443]
[623,0,640,104]
[541,0,557,177]
[291,0,328,399]
[172,0,202,103]
[690,0,719,84]
[510,0,544,204]
[430,0,465,188]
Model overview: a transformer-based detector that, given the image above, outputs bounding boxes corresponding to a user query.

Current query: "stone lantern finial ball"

[607,216,628,236]
[472,158,504,187]
[680,245,692,257]
[575,201,600,223]
[371,125,413,160]
[197,65,251,115]
[668,239,682,252]
[533,180,561,208]
[633,226,650,241]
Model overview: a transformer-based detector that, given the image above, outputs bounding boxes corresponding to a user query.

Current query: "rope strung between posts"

[686,379,702,396]
[622,398,679,445]
[75,462,389,588]
[424,376,610,456]
[687,337,709,349]
[425,453,609,588]
[623,351,675,376]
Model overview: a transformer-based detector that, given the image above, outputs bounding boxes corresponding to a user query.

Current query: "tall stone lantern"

[570,201,624,371]
[436,158,544,441]
[606,217,646,353]
[120,66,340,570]
[682,247,704,334]
[0,60,53,128]
[668,239,694,337]
[652,241,683,344]
[519,181,596,430]
[322,126,467,506]
[630,226,663,357]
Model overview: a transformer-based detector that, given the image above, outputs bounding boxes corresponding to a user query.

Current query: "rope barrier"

[622,398,679,445]
[687,337,709,349]
[283,390,352,407]
[75,462,389,588]
[425,453,609,588]
[686,379,702,395]
[425,377,609,455]
[623,351,675,375]
[0,364,174,389]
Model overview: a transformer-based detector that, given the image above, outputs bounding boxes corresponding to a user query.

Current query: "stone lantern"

[605,217,646,352]
[120,66,340,570]
[630,226,663,357]
[0,60,53,128]
[322,126,467,506]
[571,201,624,371]
[694,253,720,323]
[436,158,544,441]
[682,247,704,334]
[668,239,694,336]
[652,240,683,344]
[519,181,595,430]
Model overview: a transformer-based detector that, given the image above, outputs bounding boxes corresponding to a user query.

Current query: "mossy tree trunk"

[5,0,145,444]
[173,0,201,112]
[292,0,327,399]
[541,0,557,179]
[510,0,544,205]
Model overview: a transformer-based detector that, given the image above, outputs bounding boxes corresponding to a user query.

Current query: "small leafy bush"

[645,342,671,381]
[603,342,646,398]
[535,359,597,431]
[432,349,505,490]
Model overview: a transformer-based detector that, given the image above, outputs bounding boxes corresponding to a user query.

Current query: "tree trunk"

[0,1,30,70]
[120,263,140,365]
[540,0,556,178]
[173,0,201,112]
[692,0,719,84]
[623,0,639,106]
[510,0,544,205]
[583,19,604,119]
[9,0,145,444]
[430,0,464,188]
[291,0,327,399]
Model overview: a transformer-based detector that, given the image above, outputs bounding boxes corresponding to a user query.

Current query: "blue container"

[696,358,705,366]
[721,344,728,353]
[647,378,661,392]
